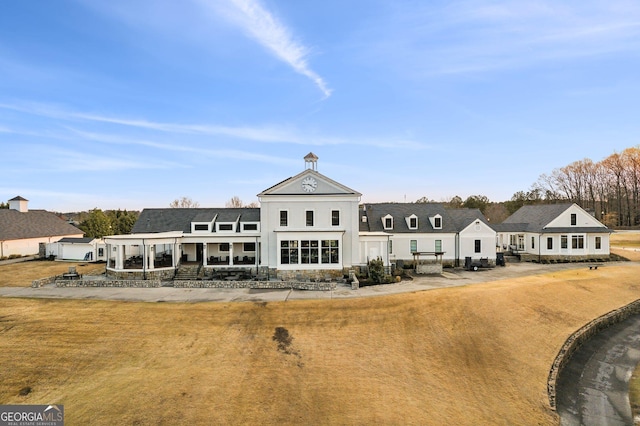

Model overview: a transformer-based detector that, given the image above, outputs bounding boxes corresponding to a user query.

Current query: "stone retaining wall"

[547,298,640,410]
[173,280,336,291]
[56,280,161,288]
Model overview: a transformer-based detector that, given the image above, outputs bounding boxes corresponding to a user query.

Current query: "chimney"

[8,196,28,213]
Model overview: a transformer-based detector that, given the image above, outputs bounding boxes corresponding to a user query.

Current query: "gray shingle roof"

[131,208,260,234]
[0,209,83,240]
[359,203,490,233]
[494,203,610,233]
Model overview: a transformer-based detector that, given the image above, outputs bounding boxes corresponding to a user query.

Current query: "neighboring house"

[46,237,107,262]
[493,203,611,262]
[0,196,84,258]
[103,153,496,280]
[358,203,496,268]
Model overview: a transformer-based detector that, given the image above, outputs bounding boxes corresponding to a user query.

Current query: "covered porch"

[104,232,182,280]
[181,237,260,270]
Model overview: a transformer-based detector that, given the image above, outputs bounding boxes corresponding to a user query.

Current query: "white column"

[116,245,122,269]
[147,245,154,270]
[203,243,208,266]
[229,243,234,265]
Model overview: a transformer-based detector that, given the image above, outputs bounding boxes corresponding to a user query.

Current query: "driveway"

[0,261,612,303]
[556,314,640,426]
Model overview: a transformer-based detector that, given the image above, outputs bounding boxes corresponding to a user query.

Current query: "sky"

[1,0,640,212]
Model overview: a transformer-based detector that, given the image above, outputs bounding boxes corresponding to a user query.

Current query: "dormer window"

[431,215,442,229]
[570,213,577,226]
[382,214,393,230]
[407,214,418,230]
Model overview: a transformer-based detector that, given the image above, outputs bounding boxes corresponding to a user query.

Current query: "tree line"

[415,146,640,227]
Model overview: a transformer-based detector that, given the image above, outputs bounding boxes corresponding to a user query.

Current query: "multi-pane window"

[301,240,319,264]
[243,243,256,252]
[219,243,230,252]
[474,239,481,253]
[281,240,339,264]
[409,217,417,229]
[561,235,568,249]
[218,224,233,231]
[243,223,258,231]
[410,240,417,253]
[596,236,602,250]
[280,241,298,264]
[280,211,288,227]
[434,217,442,228]
[321,240,339,264]
[331,210,340,226]
[547,237,553,250]
[388,240,393,254]
[306,210,314,227]
[435,240,442,252]
[531,237,535,249]
[194,224,208,231]
[572,235,584,249]
[570,213,577,226]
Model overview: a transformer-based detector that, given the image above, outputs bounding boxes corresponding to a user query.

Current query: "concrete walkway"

[556,314,640,426]
[0,261,613,303]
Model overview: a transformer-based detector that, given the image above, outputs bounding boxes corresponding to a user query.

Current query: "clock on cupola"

[302,152,320,193]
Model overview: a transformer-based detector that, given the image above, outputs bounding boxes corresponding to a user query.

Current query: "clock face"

[302,177,318,192]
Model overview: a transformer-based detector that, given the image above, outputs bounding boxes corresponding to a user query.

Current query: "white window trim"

[431,214,442,229]
[406,214,418,230]
[382,214,394,230]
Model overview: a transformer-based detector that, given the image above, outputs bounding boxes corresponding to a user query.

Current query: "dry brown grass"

[0,261,103,287]
[1,264,640,425]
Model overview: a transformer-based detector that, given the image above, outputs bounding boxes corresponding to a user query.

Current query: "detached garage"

[46,237,107,262]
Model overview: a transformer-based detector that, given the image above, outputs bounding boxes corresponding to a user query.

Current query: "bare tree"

[225,196,259,208]
[169,197,200,208]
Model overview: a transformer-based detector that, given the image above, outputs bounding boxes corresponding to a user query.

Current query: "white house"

[103,153,497,280]
[0,196,84,258]
[494,203,611,262]
[358,203,496,269]
[45,237,107,262]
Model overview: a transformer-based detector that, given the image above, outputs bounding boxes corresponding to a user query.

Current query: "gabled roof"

[0,209,83,240]
[9,196,28,201]
[359,203,490,234]
[493,203,610,233]
[131,208,260,234]
[257,169,361,197]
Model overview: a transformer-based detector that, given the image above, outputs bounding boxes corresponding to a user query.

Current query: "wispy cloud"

[0,101,428,150]
[370,1,640,75]
[213,0,332,98]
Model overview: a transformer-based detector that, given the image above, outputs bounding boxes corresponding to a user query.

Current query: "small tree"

[368,257,392,284]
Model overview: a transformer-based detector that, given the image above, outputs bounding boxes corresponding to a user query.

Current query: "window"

[570,213,577,226]
[547,237,553,250]
[243,243,256,252]
[321,240,339,264]
[218,224,233,231]
[434,216,442,228]
[280,240,298,264]
[561,235,568,249]
[194,224,208,231]
[332,210,340,226]
[280,211,288,227]
[435,240,442,252]
[219,243,230,252]
[306,210,314,227]
[408,215,418,229]
[572,235,584,249]
[531,236,535,249]
[243,223,258,231]
[383,215,393,230]
[410,240,417,253]
[389,240,393,254]
[98,248,104,257]
[474,239,481,253]
[596,236,602,250]
[301,240,319,264]
[517,235,525,251]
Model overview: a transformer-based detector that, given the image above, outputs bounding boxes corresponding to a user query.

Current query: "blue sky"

[2,1,640,212]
